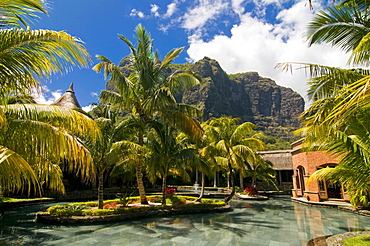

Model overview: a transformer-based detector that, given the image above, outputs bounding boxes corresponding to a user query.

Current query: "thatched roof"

[51,83,81,109]
[258,150,293,170]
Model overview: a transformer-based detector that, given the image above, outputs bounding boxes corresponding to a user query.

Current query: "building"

[258,150,293,191]
[291,139,349,202]
[51,83,81,109]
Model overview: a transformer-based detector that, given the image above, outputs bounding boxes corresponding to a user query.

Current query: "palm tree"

[146,122,198,205]
[85,105,122,209]
[245,159,278,190]
[206,117,265,202]
[195,122,223,201]
[0,1,95,195]
[0,104,100,195]
[277,0,370,207]
[306,0,370,66]
[93,24,202,204]
[0,1,90,102]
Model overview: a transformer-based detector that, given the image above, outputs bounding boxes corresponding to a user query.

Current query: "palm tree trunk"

[135,162,148,204]
[227,172,230,189]
[137,130,148,205]
[161,175,167,205]
[240,171,244,190]
[224,162,235,203]
[195,171,206,202]
[98,170,104,209]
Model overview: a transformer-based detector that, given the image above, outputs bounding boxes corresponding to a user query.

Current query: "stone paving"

[2,196,370,246]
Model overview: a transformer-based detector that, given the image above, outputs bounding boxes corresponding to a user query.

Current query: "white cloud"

[151,4,160,17]
[82,104,96,112]
[32,86,62,104]
[186,1,350,104]
[231,0,246,17]
[181,0,229,31]
[164,3,178,18]
[130,9,145,18]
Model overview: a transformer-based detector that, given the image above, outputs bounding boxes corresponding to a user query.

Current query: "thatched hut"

[258,150,293,190]
[51,83,81,109]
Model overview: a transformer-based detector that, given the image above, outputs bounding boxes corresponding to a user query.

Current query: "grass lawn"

[343,234,370,246]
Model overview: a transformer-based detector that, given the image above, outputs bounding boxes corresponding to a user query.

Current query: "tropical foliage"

[93,24,202,204]
[0,0,97,196]
[278,0,370,207]
[86,105,144,209]
[146,122,198,205]
[204,117,265,202]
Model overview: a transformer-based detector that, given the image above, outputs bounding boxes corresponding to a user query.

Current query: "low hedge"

[45,195,226,217]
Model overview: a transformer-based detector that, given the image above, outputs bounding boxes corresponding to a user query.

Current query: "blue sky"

[31,0,349,111]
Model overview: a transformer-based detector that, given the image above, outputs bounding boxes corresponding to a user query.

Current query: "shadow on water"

[2,195,370,245]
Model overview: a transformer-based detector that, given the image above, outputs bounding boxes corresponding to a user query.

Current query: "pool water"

[1,196,369,246]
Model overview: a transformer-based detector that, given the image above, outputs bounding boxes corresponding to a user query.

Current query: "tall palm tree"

[146,122,198,205]
[93,24,202,204]
[206,117,265,202]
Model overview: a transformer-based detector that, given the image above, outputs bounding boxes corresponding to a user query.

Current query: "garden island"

[2,1,370,245]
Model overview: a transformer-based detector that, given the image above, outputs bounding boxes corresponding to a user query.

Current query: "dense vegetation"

[278,0,370,207]
[6,0,370,213]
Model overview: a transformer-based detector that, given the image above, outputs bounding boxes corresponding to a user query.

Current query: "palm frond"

[2,104,101,141]
[0,0,48,28]
[0,145,40,195]
[159,47,183,71]
[306,3,370,53]
[0,28,90,97]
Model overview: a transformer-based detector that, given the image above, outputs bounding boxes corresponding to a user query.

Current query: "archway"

[317,164,342,200]
[296,166,305,197]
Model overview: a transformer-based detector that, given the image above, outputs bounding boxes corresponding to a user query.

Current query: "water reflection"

[1,196,370,246]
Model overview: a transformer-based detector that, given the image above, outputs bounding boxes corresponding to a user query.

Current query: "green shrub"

[82,209,115,216]
[45,195,225,217]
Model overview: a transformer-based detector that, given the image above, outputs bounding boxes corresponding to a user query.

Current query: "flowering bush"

[165,188,176,198]
[103,202,119,209]
[243,186,259,197]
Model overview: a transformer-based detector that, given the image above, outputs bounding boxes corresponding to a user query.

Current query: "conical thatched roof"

[51,83,81,109]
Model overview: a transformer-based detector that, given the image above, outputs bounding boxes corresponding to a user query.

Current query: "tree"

[278,0,370,207]
[93,24,202,204]
[146,122,198,205]
[86,105,134,209]
[0,104,100,195]
[0,1,96,195]
[306,0,370,66]
[245,159,278,190]
[205,117,265,203]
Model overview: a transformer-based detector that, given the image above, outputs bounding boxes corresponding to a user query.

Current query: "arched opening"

[296,166,305,197]
[317,164,342,200]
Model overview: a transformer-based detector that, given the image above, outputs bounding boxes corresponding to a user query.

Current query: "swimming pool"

[1,196,369,245]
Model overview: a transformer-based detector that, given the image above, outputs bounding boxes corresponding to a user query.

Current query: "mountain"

[178,57,304,140]
[117,56,305,141]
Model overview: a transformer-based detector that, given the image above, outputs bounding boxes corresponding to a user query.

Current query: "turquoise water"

[1,196,369,246]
